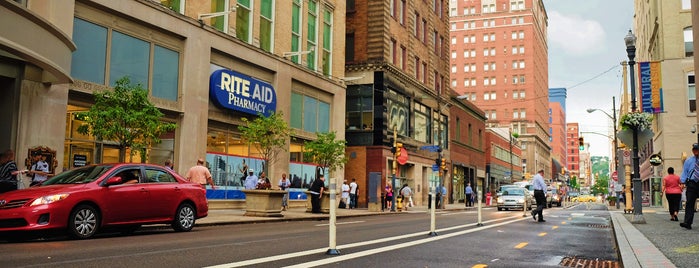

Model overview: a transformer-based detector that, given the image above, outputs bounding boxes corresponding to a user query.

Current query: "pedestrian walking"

[530,169,547,222]
[340,180,350,209]
[349,178,358,209]
[279,173,291,211]
[0,149,22,193]
[400,183,413,210]
[465,183,474,207]
[27,152,50,186]
[185,158,216,189]
[385,182,394,210]
[308,175,326,214]
[662,167,682,221]
[680,143,699,230]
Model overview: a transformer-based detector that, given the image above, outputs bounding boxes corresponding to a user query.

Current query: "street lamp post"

[625,30,645,224]
[586,96,619,208]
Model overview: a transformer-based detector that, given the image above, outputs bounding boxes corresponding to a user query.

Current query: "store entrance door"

[0,63,21,151]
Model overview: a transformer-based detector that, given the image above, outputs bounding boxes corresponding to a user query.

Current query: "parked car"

[497,187,532,211]
[0,163,208,240]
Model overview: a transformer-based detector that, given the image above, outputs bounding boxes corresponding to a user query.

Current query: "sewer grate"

[586,224,610,229]
[560,256,620,268]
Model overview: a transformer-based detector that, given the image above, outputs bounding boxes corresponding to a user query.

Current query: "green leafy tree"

[238,111,291,175]
[77,77,177,162]
[591,174,609,196]
[569,176,579,190]
[303,132,348,175]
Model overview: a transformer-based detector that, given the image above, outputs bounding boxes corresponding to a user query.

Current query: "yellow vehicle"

[572,195,597,202]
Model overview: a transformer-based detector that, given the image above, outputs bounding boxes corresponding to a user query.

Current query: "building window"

[689,73,696,113]
[414,12,420,37]
[291,92,331,133]
[291,0,303,64]
[346,85,373,130]
[414,102,431,143]
[391,39,397,65]
[345,33,355,63]
[433,112,447,149]
[306,0,319,71]
[159,0,184,13]
[388,89,410,136]
[415,56,421,80]
[259,0,274,52]
[682,0,691,9]
[71,18,180,101]
[685,27,694,57]
[236,0,253,41]
[322,8,333,76]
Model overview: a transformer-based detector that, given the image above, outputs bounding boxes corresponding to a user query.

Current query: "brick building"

[449,0,551,178]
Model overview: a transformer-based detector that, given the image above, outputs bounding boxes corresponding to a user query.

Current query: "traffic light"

[395,143,403,158]
[578,137,584,151]
[441,158,447,171]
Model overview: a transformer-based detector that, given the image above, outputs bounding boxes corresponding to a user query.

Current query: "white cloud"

[548,11,606,55]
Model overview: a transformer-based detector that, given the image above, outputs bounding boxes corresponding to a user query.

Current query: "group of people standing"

[0,149,52,194]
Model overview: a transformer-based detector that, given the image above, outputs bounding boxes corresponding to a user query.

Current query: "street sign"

[649,154,662,166]
[420,145,441,152]
[432,164,439,171]
[623,150,631,165]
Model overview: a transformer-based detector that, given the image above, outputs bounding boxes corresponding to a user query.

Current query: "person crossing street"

[530,169,547,222]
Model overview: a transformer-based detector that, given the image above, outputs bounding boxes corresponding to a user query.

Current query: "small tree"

[303,132,348,176]
[77,77,176,162]
[569,176,579,191]
[238,111,291,175]
[591,174,609,196]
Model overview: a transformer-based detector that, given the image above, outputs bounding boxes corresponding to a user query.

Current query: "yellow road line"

[515,242,528,249]
[552,226,558,230]
[472,264,488,268]
[538,232,547,237]
[561,221,567,224]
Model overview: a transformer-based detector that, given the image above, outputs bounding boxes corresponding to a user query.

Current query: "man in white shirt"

[349,178,358,209]
[530,169,547,222]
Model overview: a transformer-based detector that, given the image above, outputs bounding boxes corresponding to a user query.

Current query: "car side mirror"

[105,176,123,186]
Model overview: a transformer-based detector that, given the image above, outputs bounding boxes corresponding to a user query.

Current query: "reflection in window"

[260,0,274,52]
[71,18,107,84]
[236,0,252,42]
[414,102,430,142]
[685,27,694,57]
[109,31,149,87]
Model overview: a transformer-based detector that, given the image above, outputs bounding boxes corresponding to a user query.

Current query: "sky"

[543,0,635,157]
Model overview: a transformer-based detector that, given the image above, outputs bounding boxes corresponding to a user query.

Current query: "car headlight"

[497,197,504,203]
[30,194,70,206]
[517,199,524,204]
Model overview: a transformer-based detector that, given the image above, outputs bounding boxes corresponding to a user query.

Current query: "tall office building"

[449,0,550,178]
[633,0,694,194]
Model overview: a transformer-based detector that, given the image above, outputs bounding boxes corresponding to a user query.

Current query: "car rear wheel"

[497,207,502,211]
[68,204,100,239]
[172,203,195,232]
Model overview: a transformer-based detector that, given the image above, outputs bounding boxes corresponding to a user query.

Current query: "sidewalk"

[609,204,698,268]
[195,202,696,267]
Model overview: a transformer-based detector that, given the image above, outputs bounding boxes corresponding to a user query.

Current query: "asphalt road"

[0,204,617,268]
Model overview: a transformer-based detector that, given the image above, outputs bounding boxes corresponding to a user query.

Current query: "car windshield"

[42,165,113,185]
[503,189,524,196]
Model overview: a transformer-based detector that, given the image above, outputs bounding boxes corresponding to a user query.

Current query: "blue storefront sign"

[209,69,277,116]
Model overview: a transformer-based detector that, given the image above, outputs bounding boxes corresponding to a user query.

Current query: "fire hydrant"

[397,195,403,211]
[486,192,492,206]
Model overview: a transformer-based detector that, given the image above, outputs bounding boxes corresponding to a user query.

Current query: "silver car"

[497,187,532,211]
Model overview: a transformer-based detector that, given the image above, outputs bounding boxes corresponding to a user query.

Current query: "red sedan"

[0,163,208,240]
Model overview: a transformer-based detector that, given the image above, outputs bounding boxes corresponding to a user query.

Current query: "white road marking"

[204,215,525,268]
[315,220,365,226]
[441,211,477,216]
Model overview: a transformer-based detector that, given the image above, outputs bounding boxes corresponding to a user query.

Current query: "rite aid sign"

[210,69,277,116]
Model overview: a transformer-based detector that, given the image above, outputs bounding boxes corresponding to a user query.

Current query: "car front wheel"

[172,203,196,232]
[68,204,100,239]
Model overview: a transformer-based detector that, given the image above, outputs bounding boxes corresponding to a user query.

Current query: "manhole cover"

[560,256,619,267]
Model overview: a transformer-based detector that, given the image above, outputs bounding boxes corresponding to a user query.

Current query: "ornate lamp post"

[624,30,645,223]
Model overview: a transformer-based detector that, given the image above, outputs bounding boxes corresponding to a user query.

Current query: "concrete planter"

[242,189,287,217]
[305,191,330,213]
